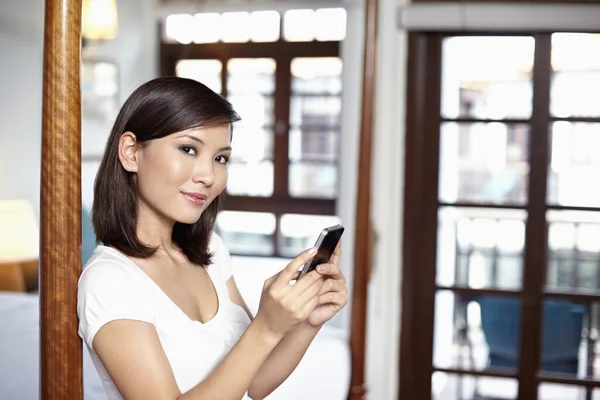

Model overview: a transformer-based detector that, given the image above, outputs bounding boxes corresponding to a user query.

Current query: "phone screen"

[299,224,344,279]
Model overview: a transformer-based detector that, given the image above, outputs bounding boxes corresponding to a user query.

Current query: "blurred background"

[2,0,600,399]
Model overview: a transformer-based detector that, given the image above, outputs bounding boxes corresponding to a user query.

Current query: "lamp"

[82,0,118,40]
[0,200,39,292]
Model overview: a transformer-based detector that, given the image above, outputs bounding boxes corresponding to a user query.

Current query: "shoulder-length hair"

[92,77,240,266]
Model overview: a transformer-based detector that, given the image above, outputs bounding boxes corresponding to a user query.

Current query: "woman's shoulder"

[208,231,226,251]
[78,246,142,294]
[208,231,231,264]
[207,231,233,281]
[77,246,155,346]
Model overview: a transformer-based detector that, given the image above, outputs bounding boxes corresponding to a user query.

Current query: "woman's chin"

[175,210,204,225]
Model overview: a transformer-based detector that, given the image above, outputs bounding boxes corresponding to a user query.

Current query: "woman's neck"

[135,201,177,253]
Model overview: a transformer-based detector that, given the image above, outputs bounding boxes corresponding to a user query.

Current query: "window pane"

[216,211,275,256]
[548,122,600,207]
[437,207,526,290]
[289,162,337,199]
[547,210,600,291]
[283,9,315,42]
[279,214,342,257]
[538,383,598,400]
[439,122,530,205]
[191,13,220,43]
[540,298,597,380]
[315,8,346,41]
[227,58,276,94]
[432,371,517,399]
[283,8,346,42]
[165,11,280,44]
[290,95,341,128]
[165,14,193,44]
[289,129,338,162]
[228,94,274,127]
[551,33,600,118]
[175,59,222,94]
[249,11,280,43]
[290,58,342,128]
[289,57,342,199]
[441,36,534,120]
[226,160,273,197]
[433,290,522,381]
[291,58,342,94]
[220,12,251,43]
[231,127,273,162]
[227,59,276,197]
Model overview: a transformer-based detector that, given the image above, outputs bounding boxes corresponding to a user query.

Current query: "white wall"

[0,0,157,216]
[364,0,407,398]
[0,0,45,216]
[333,0,364,332]
[82,0,158,105]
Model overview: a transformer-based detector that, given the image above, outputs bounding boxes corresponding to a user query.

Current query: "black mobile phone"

[298,224,344,279]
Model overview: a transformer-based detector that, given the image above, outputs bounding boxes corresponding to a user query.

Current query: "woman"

[77,77,348,400]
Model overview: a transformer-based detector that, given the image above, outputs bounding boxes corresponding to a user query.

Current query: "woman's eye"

[180,146,197,156]
[215,155,229,164]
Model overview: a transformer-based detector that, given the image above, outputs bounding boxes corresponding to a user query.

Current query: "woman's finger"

[290,269,323,294]
[275,247,317,285]
[297,275,324,306]
[316,292,348,308]
[318,278,347,296]
[300,293,320,318]
[315,263,345,282]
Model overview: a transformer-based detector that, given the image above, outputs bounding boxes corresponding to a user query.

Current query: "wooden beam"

[40,0,83,399]
[160,40,340,62]
[348,0,378,398]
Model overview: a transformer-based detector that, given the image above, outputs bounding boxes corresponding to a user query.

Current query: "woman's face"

[134,125,231,225]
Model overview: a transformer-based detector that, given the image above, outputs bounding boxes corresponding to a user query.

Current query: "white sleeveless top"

[77,233,251,400]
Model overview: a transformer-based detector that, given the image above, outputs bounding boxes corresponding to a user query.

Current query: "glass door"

[401,32,600,400]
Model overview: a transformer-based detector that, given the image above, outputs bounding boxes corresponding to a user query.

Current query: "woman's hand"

[253,248,324,340]
[307,241,348,327]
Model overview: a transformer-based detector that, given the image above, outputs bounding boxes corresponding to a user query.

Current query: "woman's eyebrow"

[180,134,203,143]
[180,134,232,152]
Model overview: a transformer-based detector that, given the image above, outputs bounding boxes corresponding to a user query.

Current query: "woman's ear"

[118,132,139,173]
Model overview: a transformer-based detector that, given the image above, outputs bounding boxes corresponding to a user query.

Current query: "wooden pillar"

[349,0,379,398]
[40,0,83,399]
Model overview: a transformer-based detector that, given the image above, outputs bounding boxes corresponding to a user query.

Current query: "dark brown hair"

[92,77,240,265]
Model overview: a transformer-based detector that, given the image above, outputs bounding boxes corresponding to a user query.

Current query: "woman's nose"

[192,160,215,186]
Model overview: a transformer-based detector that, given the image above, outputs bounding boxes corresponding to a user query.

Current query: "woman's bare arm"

[226,277,320,399]
[93,317,281,400]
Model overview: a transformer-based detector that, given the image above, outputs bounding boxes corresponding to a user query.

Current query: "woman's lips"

[181,192,208,206]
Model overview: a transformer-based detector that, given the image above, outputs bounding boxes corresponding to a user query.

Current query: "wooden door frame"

[398,31,444,399]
